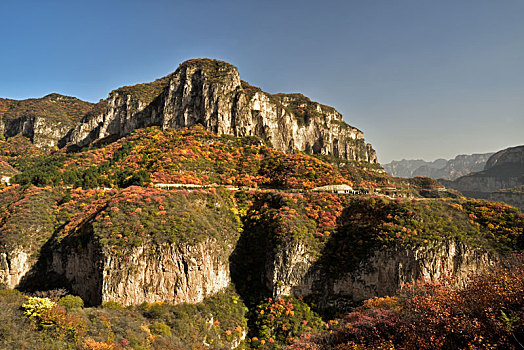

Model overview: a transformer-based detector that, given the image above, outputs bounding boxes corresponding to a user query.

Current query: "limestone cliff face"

[47,234,231,306]
[0,116,73,149]
[490,190,524,211]
[445,145,524,197]
[383,153,494,181]
[265,240,494,311]
[485,145,524,170]
[68,59,377,163]
[0,94,93,149]
[0,247,33,289]
[100,241,230,306]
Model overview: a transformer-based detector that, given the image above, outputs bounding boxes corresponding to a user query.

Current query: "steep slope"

[1,185,521,305]
[491,186,524,211]
[233,193,522,314]
[12,126,390,190]
[0,182,521,348]
[0,94,95,149]
[384,152,494,180]
[444,145,524,197]
[68,59,377,163]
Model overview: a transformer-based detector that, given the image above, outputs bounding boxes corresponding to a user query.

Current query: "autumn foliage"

[287,260,524,349]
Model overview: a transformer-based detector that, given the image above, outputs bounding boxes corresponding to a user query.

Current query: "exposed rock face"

[415,153,494,180]
[383,159,447,178]
[490,187,524,211]
[0,247,33,289]
[99,241,230,306]
[0,94,93,149]
[0,116,74,149]
[48,234,231,306]
[68,59,377,163]
[485,145,524,170]
[1,60,377,162]
[265,240,494,311]
[384,153,494,181]
[444,145,524,199]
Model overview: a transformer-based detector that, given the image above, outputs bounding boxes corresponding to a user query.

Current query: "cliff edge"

[67,59,377,163]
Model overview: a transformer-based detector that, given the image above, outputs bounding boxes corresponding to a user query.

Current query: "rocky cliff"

[266,240,494,311]
[3,186,519,309]
[47,235,230,306]
[0,247,33,289]
[67,59,377,163]
[490,188,524,211]
[444,145,524,197]
[2,186,240,307]
[384,152,494,180]
[383,158,447,178]
[0,94,93,149]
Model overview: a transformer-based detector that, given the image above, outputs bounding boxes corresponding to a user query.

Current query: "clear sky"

[1,0,523,163]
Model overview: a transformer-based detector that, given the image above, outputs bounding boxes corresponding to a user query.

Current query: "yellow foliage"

[362,296,399,311]
[22,297,56,318]
[82,338,115,350]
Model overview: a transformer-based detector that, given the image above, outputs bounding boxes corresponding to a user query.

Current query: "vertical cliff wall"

[265,240,494,311]
[444,145,524,200]
[68,59,377,163]
[0,247,34,289]
[0,94,94,149]
[48,234,231,306]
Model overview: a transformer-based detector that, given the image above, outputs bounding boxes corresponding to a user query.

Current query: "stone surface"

[0,94,93,150]
[264,240,495,311]
[490,189,524,211]
[68,59,377,163]
[384,153,494,181]
[444,145,524,199]
[0,247,33,289]
[48,234,231,306]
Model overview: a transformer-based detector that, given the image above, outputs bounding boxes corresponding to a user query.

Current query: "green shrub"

[101,301,124,311]
[150,321,172,336]
[252,296,323,347]
[58,295,84,311]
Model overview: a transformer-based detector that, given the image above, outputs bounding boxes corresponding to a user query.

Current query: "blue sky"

[1,0,523,163]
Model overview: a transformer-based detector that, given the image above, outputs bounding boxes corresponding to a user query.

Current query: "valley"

[0,59,522,349]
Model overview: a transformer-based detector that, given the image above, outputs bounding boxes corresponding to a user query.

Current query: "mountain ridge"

[383,152,494,180]
[0,58,377,163]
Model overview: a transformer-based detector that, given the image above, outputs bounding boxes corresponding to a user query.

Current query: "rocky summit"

[0,59,522,350]
[0,59,377,163]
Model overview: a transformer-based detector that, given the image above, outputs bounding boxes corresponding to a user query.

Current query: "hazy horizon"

[1,0,522,163]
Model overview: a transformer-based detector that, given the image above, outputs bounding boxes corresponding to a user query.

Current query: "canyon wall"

[68,59,377,163]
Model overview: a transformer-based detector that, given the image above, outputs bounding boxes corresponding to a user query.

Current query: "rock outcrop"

[383,159,448,178]
[67,59,377,163]
[490,186,524,211]
[1,60,377,162]
[0,247,33,289]
[265,240,495,311]
[444,145,524,198]
[48,235,230,306]
[384,153,494,180]
[0,94,93,149]
[0,184,516,313]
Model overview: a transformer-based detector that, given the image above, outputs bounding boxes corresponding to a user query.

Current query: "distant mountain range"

[383,152,494,180]
[441,145,524,210]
